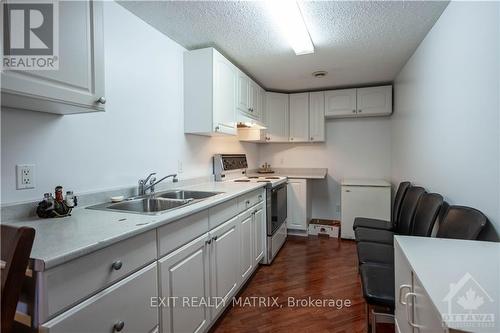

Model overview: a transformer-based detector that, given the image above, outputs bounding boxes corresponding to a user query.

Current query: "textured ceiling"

[119,1,448,92]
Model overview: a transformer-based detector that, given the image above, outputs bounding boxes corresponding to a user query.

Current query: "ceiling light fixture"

[266,0,314,55]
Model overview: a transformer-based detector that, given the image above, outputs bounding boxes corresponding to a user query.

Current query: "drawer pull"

[404,292,419,329]
[246,200,250,205]
[113,321,125,332]
[213,235,218,241]
[111,260,123,271]
[399,284,412,305]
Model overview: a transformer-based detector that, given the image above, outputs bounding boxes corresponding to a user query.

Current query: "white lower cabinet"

[40,263,158,333]
[239,211,254,282]
[37,189,266,333]
[287,179,310,231]
[209,215,240,320]
[395,240,446,333]
[159,234,211,333]
[253,203,265,265]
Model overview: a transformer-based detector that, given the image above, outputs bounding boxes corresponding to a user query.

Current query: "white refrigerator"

[340,179,391,239]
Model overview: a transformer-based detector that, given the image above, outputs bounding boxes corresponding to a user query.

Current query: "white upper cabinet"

[1,0,105,115]
[325,85,392,118]
[265,92,289,142]
[237,71,261,120]
[184,48,237,136]
[309,91,325,142]
[325,88,357,118]
[237,72,250,115]
[356,85,392,116]
[289,93,309,142]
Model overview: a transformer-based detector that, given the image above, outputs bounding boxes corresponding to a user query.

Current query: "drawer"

[238,189,264,212]
[43,230,156,320]
[158,210,209,257]
[209,198,238,229]
[41,263,158,333]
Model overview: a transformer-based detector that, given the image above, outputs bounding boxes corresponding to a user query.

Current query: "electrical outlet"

[16,164,35,189]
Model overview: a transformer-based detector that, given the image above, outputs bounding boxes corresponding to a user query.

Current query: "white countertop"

[395,236,500,332]
[247,167,328,179]
[4,181,266,271]
[341,178,391,187]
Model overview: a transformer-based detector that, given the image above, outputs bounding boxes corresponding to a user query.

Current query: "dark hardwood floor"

[211,235,394,333]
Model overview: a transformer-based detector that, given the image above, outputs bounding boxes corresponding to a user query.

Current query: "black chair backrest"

[393,182,411,226]
[1,225,35,333]
[410,193,444,236]
[396,186,426,235]
[436,206,487,240]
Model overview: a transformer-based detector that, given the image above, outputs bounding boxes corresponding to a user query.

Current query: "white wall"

[259,118,392,219]
[0,1,258,205]
[392,2,500,238]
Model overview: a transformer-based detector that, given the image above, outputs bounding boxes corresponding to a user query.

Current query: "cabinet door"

[213,53,237,134]
[1,1,105,115]
[356,86,392,116]
[41,263,158,333]
[394,242,414,333]
[253,203,265,265]
[265,92,289,142]
[258,86,266,123]
[289,93,309,142]
[412,275,446,333]
[287,180,307,230]
[237,72,249,114]
[309,91,325,142]
[324,89,357,118]
[159,234,211,333]
[210,216,240,319]
[248,81,260,119]
[239,212,254,282]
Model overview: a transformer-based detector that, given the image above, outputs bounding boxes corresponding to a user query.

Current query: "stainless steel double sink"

[87,190,222,215]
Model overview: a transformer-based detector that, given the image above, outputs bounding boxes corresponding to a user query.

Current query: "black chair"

[356,187,425,265]
[436,205,487,240]
[355,193,444,245]
[1,225,35,333]
[359,205,488,333]
[353,181,411,231]
[359,263,395,332]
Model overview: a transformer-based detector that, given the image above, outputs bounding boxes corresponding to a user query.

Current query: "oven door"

[267,182,287,236]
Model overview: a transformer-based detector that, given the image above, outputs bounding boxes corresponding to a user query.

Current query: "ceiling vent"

[312,71,327,78]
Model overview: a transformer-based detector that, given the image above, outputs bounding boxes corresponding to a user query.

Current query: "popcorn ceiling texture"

[119,1,448,92]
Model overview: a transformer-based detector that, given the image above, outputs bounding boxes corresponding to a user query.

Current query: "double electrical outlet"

[16,164,35,189]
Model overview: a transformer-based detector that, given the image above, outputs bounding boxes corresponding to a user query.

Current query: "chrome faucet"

[138,173,178,196]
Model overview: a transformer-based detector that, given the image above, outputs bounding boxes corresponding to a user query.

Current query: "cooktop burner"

[234,179,251,182]
[265,176,280,179]
[248,176,259,179]
[257,180,271,183]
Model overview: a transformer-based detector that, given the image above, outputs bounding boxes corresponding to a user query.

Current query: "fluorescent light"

[266,0,314,55]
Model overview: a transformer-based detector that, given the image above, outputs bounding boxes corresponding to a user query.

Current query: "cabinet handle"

[97,97,106,104]
[213,235,218,241]
[113,321,124,332]
[111,260,122,271]
[290,137,294,141]
[345,190,351,192]
[352,109,356,113]
[310,137,314,141]
[358,109,362,113]
[246,200,250,205]
[214,126,220,132]
[404,292,419,329]
[206,238,212,245]
[399,284,412,305]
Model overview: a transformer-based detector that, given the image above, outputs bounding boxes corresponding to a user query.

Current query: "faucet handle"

[149,177,157,184]
[142,172,156,184]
